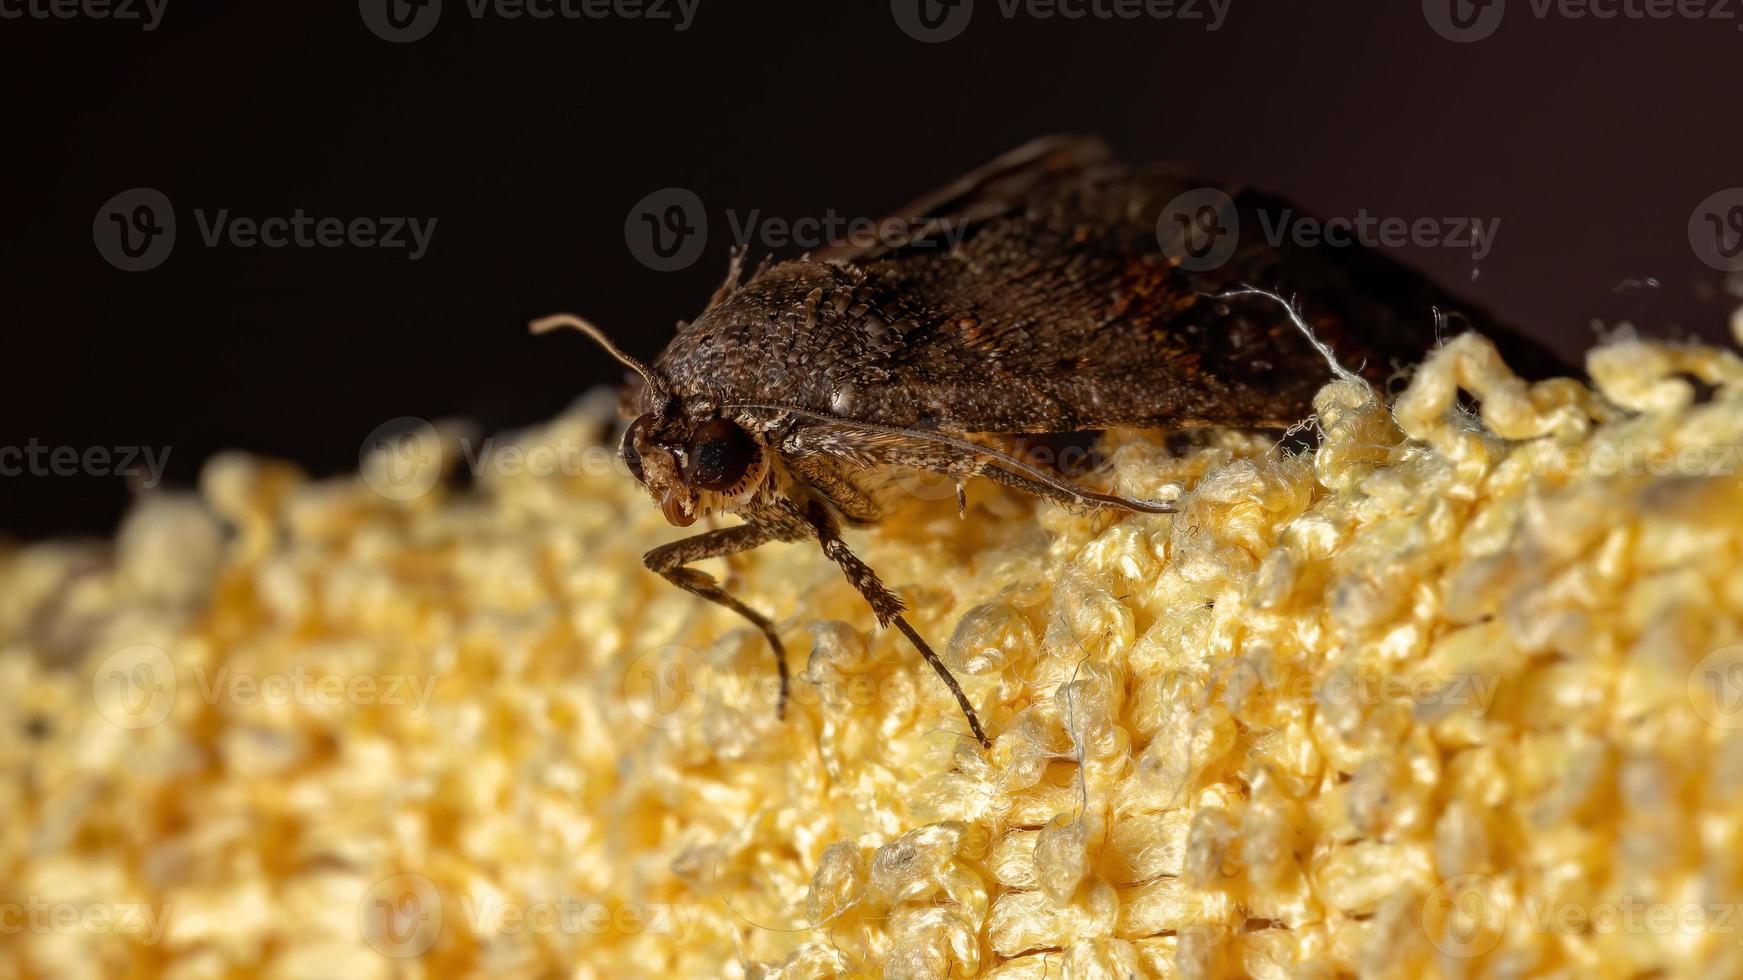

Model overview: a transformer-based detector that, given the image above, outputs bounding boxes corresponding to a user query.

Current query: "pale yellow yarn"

[5,328,1743,978]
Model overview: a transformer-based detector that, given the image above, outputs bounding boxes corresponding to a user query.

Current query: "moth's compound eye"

[683,418,755,492]
[621,415,651,483]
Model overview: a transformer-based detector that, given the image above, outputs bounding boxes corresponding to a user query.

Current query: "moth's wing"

[663,147,1569,440]
[805,163,1570,434]
[1226,186,1571,382]
[811,134,1115,263]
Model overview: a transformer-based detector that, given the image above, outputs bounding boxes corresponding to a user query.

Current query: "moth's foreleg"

[801,503,991,748]
[642,523,793,718]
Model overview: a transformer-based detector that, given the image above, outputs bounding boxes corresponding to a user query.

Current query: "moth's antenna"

[529,313,670,401]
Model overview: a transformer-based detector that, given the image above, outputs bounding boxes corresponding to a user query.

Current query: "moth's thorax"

[651,260,884,400]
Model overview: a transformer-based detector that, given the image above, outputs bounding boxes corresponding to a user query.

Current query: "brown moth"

[535,135,1564,748]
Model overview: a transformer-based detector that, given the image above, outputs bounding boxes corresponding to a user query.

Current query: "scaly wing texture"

[656,138,1566,434]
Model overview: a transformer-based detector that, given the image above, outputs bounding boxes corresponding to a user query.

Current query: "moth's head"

[527,313,772,527]
[619,409,768,527]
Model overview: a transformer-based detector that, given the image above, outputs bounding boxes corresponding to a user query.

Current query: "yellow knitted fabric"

[5,328,1743,978]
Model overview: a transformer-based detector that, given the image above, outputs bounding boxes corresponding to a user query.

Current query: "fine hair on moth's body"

[539,135,1568,750]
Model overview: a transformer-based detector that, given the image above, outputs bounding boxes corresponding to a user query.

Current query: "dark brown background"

[3,0,1738,538]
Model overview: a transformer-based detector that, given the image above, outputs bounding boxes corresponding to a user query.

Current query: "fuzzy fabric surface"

[5,325,1743,978]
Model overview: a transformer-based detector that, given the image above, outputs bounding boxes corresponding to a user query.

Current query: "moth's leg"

[785,425,1170,516]
[701,513,748,590]
[799,502,991,748]
[783,454,884,524]
[642,522,795,718]
[976,461,1176,515]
